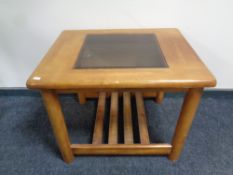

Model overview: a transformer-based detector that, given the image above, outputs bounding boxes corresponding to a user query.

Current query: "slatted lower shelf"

[73,91,171,156]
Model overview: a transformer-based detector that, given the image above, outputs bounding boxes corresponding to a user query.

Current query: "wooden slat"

[92,92,106,144]
[123,92,134,144]
[71,144,172,155]
[108,92,118,144]
[135,92,150,144]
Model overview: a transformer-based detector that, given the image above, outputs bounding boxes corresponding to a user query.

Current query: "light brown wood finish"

[135,92,150,144]
[123,92,134,144]
[27,29,216,90]
[156,91,164,103]
[71,144,172,155]
[78,93,86,104]
[56,88,187,95]
[26,29,216,163]
[41,90,74,163]
[169,88,203,161]
[92,92,106,144]
[108,92,119,144]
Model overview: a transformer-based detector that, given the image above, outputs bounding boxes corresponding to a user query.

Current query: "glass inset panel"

[75,34,168,68]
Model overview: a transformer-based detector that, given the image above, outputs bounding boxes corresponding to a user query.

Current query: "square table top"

[26,28,216,90]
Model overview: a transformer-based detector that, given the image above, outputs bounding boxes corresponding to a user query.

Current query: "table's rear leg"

[41,90,74,163]
[169,88,203,161]
[156,91,164,103]
[77,92,86,104]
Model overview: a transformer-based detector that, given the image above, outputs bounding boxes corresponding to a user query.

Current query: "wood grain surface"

[27,28,216,90]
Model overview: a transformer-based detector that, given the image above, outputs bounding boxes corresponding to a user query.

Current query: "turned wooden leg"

[41,90,74,163]
[78,93,86,104]
[156,91,164,103]
[169,88,203,161]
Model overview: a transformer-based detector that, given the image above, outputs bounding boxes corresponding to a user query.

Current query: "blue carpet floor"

[0,90,233,175]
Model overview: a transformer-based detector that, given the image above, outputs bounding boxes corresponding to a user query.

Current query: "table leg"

[41,90,74,163]
[78,93,86,104]
[156,91,164,103]
[169,88,203,161]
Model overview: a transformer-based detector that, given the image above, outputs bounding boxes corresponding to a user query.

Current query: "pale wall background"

[0,0,233,88]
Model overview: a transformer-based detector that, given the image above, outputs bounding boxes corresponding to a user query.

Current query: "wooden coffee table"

[26,28,216,163]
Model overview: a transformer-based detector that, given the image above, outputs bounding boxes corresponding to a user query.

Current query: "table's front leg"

[41,90,74,163]
[169,88,203,161]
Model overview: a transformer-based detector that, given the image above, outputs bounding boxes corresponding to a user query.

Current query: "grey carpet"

[0,90,233,175]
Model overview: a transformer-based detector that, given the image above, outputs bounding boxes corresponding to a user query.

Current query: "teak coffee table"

[26,28,216,163]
